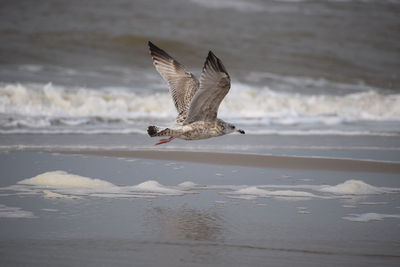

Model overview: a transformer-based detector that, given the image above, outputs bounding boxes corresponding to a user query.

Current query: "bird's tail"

[147,126,175,137]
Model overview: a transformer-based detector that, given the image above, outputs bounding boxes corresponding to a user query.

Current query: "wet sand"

[1,148,400,267]
[61,150,400,174]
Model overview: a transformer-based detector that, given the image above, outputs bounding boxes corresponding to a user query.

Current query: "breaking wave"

[0,82,399,134]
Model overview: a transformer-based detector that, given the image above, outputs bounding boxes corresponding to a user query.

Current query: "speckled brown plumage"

[147,42,245,145]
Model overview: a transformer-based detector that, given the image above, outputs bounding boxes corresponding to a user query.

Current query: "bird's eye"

[231,125,235,129]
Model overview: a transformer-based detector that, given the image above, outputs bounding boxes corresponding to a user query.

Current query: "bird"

[147,41,245,145]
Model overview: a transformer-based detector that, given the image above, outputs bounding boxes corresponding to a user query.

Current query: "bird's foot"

[155,136,176,145]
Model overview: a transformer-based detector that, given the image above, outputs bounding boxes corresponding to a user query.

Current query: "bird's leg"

[155,136,176,145]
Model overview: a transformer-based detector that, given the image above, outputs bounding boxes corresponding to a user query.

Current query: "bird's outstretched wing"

[184,51,230,124]
[148,42,199,123]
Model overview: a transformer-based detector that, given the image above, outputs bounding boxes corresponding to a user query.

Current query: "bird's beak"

[237,129,245,134]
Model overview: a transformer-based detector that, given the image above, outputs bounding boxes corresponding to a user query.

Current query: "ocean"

[1,1,400,266]
[1,0,399,137]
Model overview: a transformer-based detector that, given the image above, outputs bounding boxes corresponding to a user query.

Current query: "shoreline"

[2,149,400,267]
[59,150,400,174]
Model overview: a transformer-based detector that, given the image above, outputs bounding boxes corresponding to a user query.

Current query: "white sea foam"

[223,83,400,121]
[2,174,400,201]
[318,180,387,195]
[223,186,319,200]
[263,180,398,194]
[342,213,400,222]
[1,82,399,134]
[0,204,36,219]
[0,83,175,119]
[231,186,271,196]
[42,190,80,199]
[12,171,191,199]
[178,181,203,189]
[235,180,400,199]
[131,180,185,195]
[18,171,116,189]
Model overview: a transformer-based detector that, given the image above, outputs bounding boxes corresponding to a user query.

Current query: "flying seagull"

[147,41,245,145]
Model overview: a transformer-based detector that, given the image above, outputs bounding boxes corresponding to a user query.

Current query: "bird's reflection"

[145,205,225,241]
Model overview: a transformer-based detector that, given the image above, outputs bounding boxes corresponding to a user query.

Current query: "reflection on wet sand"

[145,205,224,241]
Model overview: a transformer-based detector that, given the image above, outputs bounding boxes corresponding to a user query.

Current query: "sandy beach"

[1,133,400,266]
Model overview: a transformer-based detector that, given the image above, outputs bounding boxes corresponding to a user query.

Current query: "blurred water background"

[0,0,399,135]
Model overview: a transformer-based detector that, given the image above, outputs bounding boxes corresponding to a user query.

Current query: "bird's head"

[226,123,245,135]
